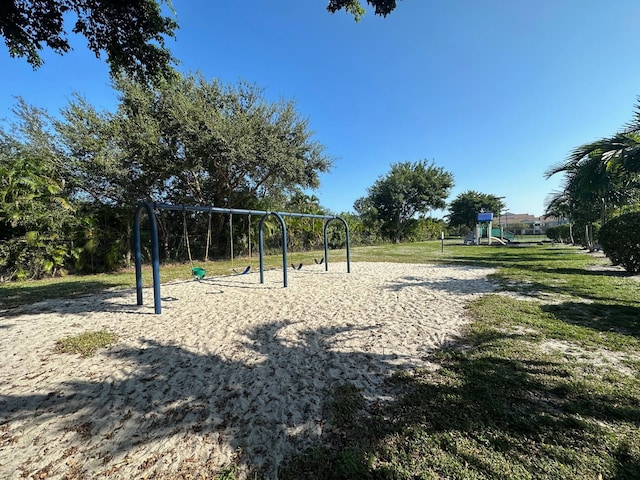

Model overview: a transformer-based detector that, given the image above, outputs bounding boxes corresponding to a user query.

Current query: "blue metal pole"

[323,217,351,274]
[134,204,144,305]
[257,212,288,287]
[323,219,329,272]
[272,212,288,288]
[134,202,162,314]
[136,202,340,298]
[148,204,161,314]
[258,213,267,284]
[150,202,337,221]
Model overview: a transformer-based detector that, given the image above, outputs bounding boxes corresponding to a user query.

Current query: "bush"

[598,212,640,273]
[0,234,71,281]
[571,221,600,249]
[546,225,571,243]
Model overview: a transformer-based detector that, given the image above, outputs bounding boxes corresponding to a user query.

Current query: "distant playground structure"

[464,212,515,245]
[134,201,351,314]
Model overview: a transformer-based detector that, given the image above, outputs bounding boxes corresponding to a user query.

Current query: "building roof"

[500,213,565,225]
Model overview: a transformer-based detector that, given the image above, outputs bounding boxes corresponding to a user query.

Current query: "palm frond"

[544,139,605,179]
[622,97,640,134]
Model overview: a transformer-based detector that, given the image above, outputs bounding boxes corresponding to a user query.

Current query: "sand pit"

[0,262,497,479]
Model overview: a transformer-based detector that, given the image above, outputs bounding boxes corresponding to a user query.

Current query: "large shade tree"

[107,74,332,208]
[2,0,402,81]
[447,191,505,230]
[55,73,332,260]
[355,160,453,243]
[1,0,178,81]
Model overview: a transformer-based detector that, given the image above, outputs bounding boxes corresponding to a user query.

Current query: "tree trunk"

[125,219,132,267]
[569,223,574,245]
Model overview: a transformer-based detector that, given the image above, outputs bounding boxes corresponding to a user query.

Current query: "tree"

[546,225,571,243]
[544,99,640,208]
[544,103,640,249]
[327,0,401,20]
[283,191,326,250]
[552,98,640,178]
[55,94,129,205]
[0,100,79,279]
[355,160,453,243]
[545,141,640,224]
[353,195,383,242]
[447,191,505,231]
[1,0,177,82]
[109,74,332,208]
[2,1,402,80]
[55,73,332,261]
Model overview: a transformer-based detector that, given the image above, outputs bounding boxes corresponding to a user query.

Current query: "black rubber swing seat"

[291,263,303,270]
[313,258,324,265]
[192,267,206,280]
[233,265,251,275]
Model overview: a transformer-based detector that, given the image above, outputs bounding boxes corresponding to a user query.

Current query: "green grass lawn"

[282,244,640,480]
[1,242,638,479]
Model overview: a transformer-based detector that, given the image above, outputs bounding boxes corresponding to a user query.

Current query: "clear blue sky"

[2,0,640,217]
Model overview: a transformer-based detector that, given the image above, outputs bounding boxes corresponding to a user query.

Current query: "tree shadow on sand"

[281,328,640,480]
[385,273,497,296]
[0,321,408,478]
[0,284,148,317]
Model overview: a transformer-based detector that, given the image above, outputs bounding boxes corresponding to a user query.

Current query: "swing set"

[182,209,252,280]
[134,201,351,314]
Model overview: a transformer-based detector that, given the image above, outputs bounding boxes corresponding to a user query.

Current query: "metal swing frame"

[133,201,351,314]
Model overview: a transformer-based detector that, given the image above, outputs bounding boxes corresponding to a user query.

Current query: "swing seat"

[233,265,251,275]
[192,267,206,280]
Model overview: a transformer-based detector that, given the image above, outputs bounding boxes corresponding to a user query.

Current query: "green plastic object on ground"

[192,267,206,280]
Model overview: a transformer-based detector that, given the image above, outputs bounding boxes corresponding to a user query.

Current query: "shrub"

[546,224,572,243]
[0,235,71,281]
[598,212,640,273]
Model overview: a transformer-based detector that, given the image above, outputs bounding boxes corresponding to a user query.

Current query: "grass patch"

[54,330,119,357]
[281,244,640,479]
[284,295,640,478]
[329,383,366,428]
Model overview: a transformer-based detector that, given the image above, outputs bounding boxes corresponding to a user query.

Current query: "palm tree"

[547,99,640,180]
[545,149,640,249]
[544,99,640,248]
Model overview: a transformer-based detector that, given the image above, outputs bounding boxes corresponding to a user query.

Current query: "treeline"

[0,74,448,281]
[544,99,640,271]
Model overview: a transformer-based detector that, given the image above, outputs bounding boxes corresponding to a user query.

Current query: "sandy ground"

[0,262,497,479]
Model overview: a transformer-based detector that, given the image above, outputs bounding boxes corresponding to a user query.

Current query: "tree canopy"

[355,160,453,243]
[1,0,178,81]
[2,0,402,80]
[544,99,640,232]
[0,74,333,279]
[327,0,401,20]
[447,191,505,230]
[0,100,79,279]
[108,74,332,207]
